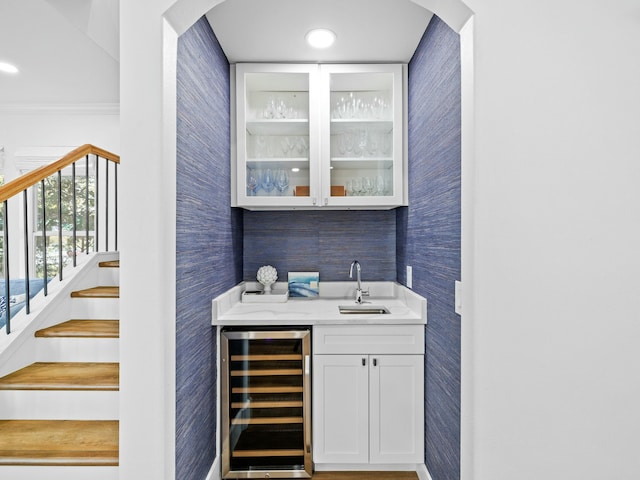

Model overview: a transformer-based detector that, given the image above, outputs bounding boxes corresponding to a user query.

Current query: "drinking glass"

[382,133,392,156]
[264,95,276,119]
[280,137,294,157]
[275,169,290,195]
[337,133,347,155]
[376,175,386,196]
[367,130,379,156]
[261,168,275,193]
[354,129,367,157]
[362,176,374,196]
[346,179,354,196]
[352,177,362,196]
[254,135,267,158]
[247,169,259,196]
[344,130,355,155]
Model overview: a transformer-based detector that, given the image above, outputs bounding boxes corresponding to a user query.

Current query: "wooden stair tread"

[35,320,119,338]
[0,362,119,390]
[70,286,119,298]
[0,420,118,466]
[98,260,119,268]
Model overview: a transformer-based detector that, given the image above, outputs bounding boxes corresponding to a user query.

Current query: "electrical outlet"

[406,266,412,289]
[455,280,462,315]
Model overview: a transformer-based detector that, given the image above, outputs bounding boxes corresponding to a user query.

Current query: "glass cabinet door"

[235,64,320,208]
[320,64,405,208]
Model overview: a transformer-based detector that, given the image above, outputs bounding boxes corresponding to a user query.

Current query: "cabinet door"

[369,355,424,463]
[235,63,321,208]
[312,355,369,463]
[320,64,406,208]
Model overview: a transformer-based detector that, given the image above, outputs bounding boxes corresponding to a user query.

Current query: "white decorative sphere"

[257,265,278,292]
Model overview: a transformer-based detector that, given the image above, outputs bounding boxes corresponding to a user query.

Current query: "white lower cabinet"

[312,325,424,467]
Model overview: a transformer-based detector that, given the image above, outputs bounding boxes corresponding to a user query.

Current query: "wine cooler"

[221,328,312,479]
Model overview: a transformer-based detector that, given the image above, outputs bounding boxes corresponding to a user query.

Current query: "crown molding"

[0,103,120,115]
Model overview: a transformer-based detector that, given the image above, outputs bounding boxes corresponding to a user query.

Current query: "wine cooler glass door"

[221,329,312,479]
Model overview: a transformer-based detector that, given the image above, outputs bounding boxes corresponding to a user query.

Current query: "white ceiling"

[0,0,433,106]
[0,0,119,105]
[206,0,434,63]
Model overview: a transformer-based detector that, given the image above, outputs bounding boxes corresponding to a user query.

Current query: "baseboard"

[205,456,221,480]
[417,463,433,480]
[315,463,421,472]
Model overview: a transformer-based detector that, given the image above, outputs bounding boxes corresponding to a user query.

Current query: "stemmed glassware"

[376,175,386,195]
[261,168,275,193]
[344,175,389,197]
[275,169,290,195]
[247,169,259,196]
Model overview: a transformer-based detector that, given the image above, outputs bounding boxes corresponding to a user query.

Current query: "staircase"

[0,257,120,480]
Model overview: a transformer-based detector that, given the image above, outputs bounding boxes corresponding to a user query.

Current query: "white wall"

[120,2,177,479]
[463,0,640,479]
[119,0,640,479]
[0,106,119,182]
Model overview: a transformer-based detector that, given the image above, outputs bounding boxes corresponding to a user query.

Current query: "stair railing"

[0,144,119,334]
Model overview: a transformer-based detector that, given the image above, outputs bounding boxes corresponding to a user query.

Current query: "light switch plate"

[406,266,412,289]
[455,280,462,315]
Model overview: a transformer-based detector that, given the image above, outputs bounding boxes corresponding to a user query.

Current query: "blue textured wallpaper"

[243,210,396,282]
[399,16,461,480]
[176,17,241,480]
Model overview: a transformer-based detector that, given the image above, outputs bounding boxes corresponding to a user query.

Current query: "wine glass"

[346,179,354,196]
[280,137,293,157]
[337,133,347,155]
[344,130,354,156]
[254,135,267,158]
[362,176,374,196]
[367,130,379,156]
[247,169,259,196]
[354,129,367,157]
[261,168,275,193]
[352,177,362,196]
[264,95,275,119]
[375,175,386,196]
[382,133,392,156]
[275,169,290,195]
[296,137,308,157]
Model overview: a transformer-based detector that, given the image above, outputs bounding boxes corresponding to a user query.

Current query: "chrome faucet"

[349,260,369,304]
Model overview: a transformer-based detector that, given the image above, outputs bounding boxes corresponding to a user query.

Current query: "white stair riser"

[70,298,119,319]
[98,267,119,286]
[36,338,119,362]
[0,466,118,480]
[0,390,118,420]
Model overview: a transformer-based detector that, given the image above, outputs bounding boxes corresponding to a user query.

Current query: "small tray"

[242,289,289,303]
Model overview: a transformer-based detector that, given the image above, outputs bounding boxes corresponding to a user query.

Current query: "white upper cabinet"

[233,63,407,210]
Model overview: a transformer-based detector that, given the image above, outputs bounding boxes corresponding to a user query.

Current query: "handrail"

[0,144,119,334]
[0,144,119,203]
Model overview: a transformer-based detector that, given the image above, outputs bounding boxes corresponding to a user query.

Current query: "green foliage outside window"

[35,175,96,278]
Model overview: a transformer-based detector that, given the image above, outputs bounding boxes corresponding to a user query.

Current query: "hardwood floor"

[312,473,418,480]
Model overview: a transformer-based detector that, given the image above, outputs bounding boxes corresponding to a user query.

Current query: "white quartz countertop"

[212,281,426,326]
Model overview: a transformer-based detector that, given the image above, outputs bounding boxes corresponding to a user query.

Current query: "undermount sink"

[338,305,390,314]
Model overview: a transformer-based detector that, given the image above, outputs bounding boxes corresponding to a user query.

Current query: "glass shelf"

[246,119,309,136]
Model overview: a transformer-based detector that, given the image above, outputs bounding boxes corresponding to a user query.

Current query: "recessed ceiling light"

[291,167,300,173]
[305,29,336,49]
[0,62,19,74]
